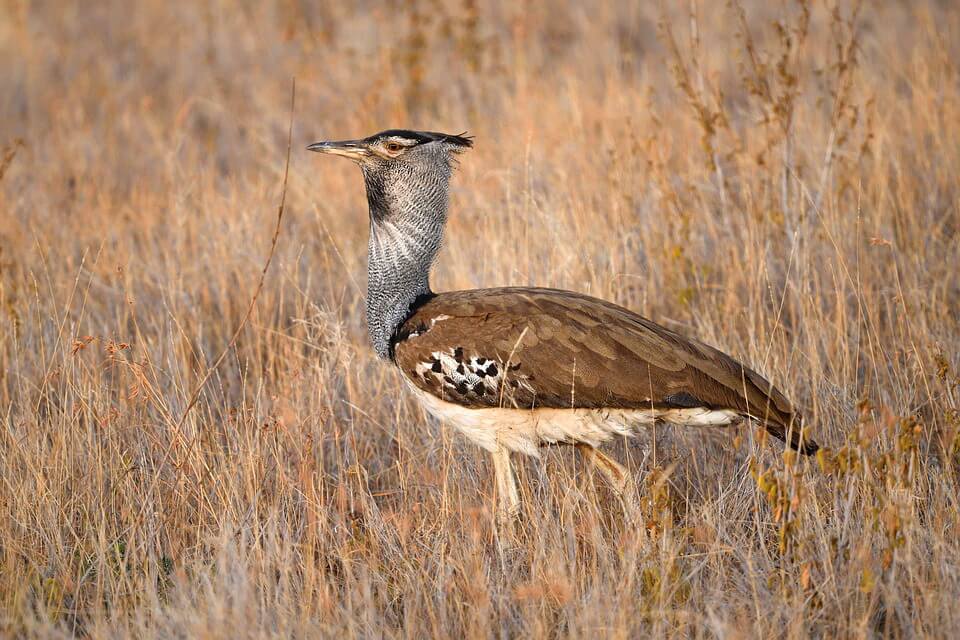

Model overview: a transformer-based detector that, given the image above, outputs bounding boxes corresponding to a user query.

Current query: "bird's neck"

[364,175,448,360]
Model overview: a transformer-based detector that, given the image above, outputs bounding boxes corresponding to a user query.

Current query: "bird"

[307,129,819,528]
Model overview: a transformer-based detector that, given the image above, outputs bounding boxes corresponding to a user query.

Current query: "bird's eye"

[385,142,402,152]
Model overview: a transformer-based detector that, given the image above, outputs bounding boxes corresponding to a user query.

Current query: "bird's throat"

[360,159,451,360]
[365,215,444,360]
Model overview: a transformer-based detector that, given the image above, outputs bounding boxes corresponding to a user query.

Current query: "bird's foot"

[495,504,521,547]
[617,489,640,525]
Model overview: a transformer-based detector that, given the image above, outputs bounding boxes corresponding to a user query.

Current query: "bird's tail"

[762,413,819,456]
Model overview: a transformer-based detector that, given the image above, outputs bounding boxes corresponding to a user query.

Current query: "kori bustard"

[308,129,818,527]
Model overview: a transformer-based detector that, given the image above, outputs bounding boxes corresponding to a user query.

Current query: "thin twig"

[174,80,294,435]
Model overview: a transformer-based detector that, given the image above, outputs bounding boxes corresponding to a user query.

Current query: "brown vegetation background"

[1,0,959,637]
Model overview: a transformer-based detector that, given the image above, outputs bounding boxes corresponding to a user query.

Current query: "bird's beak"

[306,139,370,160]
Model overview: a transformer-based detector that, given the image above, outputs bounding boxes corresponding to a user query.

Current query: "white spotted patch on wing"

[414,348,535,401]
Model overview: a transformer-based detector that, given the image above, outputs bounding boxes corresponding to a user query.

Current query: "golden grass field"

[2,0,959,637]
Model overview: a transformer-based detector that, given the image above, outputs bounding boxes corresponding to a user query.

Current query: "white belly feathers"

[406,382,740,457]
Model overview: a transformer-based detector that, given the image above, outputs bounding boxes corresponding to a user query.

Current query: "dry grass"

[2,1,959,637]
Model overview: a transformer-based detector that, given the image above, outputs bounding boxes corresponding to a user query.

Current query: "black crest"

[366,129,474,149]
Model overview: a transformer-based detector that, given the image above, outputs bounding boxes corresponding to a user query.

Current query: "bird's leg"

[491,446,520,538]
[575,443,637,520]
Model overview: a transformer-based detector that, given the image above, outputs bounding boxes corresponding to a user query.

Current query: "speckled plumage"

[363,141,460,359]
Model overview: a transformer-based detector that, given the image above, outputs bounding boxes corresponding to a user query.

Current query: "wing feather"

[392,287,818,453]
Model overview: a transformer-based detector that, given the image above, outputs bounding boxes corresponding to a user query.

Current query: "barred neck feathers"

[363,148,452,359]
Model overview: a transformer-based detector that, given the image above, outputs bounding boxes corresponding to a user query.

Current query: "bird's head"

[308,129,472,225]
[308,130,472,358]
[307,129,472,165]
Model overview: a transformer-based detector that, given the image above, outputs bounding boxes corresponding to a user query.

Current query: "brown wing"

[392,287,817,454]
